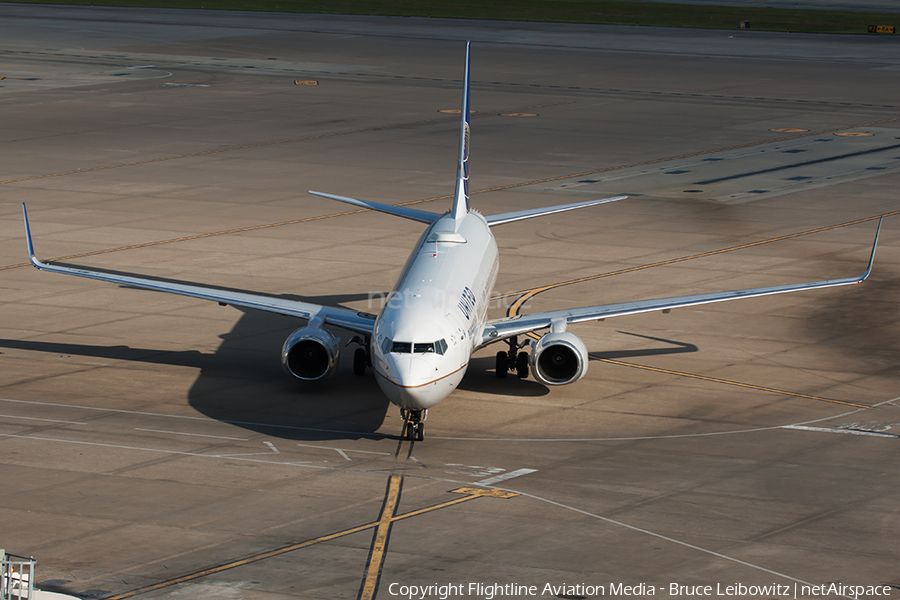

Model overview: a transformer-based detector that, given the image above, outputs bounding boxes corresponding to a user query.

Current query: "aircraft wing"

[479,218,881,347]
[22,204,376,336]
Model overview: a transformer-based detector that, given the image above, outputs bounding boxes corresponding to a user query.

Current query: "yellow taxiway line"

[101,482,517,600]
[501,211,896,317]
[594,357,871,409]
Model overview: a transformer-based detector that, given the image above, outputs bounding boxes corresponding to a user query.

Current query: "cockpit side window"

[436,339,448,355]
[381,337,392,355]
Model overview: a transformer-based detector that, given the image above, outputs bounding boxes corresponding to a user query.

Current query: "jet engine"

[281,327,340,381]
[529,331,588,385]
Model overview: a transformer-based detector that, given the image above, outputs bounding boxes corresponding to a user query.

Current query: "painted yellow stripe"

[358,474,403,600]
[504,214,886,410]
[101,519,382,600]
[594,357,871,409]
[102,485,500,600]
[501,211,895,317]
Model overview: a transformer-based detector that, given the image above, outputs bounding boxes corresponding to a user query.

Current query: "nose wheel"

[401,409,426,441]
[495,336,529,379]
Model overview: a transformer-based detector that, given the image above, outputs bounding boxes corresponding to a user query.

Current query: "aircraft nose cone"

[391,355,433,387]
[386,355,446,410]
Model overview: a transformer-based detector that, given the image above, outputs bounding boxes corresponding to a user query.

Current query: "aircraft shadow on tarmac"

[404,330,699,398]
[3,291,699,441]
[6,281,396,440]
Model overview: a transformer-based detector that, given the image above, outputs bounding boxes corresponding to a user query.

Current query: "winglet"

[22,203,41,268]
[450,41,471,224]
[859,216,882,282]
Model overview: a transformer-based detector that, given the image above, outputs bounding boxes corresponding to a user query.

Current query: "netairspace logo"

[387,581,896,600]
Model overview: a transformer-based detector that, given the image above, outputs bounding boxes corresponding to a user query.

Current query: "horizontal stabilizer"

[309,191,441,224]
[485,195,627,226]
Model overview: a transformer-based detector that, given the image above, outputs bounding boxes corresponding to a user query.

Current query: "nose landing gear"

[495,336,529,379]
[401,409,426,441]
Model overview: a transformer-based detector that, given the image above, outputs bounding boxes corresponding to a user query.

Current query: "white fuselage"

[371,211,499,410]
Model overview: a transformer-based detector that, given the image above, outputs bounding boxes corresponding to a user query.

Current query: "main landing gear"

[351,336,371,376]
[495,336,529,379]
[401,409,426,441]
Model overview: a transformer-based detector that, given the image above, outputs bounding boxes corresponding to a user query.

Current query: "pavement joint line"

[500,212,888,410]
[593,357,871,409]
[0,99,573,186]
[476,116,898,198]
[513,490,830,595]
[97,483,505,600]
[0,102,571,272]
[500,211,895,314]
[3,117,891,273]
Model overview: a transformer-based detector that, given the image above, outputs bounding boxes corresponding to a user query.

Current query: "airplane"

[23,42,881,441]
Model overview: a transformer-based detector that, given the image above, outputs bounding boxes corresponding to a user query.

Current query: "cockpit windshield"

[384,338,448,355]
[391,341,412,353]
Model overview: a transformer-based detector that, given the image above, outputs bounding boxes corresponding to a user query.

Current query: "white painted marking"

[782,425,898,438]
[336,449,351,461]
[296,443,391,456]
[517,492,826,593]
[135,428,248,441]
[477,468,537,485]
[0,431,324,468]
[0,398,389,438]
[264,441,280,453]
[0,414,87,425]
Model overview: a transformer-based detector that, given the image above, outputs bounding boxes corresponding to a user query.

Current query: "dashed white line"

[296,443,391,456]
[782,425,898,438]
[0,414,87,425]
[135,428,248,441]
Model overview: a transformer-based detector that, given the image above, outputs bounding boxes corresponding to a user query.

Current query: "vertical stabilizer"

[450,42,471,224]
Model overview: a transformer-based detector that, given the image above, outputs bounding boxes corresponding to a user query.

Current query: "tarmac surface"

[625,0,900,12]
[0,6,899,600]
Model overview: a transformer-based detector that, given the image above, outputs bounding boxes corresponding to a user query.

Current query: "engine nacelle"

[529,331,589,385]
[281,327,340,381]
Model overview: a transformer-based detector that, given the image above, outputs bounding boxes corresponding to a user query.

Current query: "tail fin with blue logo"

[450,41,471,224]
[309,40,627,227]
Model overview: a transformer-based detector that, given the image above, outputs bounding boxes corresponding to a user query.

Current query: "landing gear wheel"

[353,348,367,376]
[495,351,509,378]
[404,410,425,441]
[516,352,529,379]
